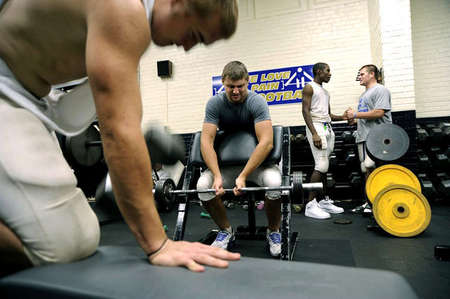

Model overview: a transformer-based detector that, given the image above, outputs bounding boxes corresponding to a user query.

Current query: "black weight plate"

[65,125,102,167]
[366,123,409,162]
[154,178,176,212]
[333,218,352,225]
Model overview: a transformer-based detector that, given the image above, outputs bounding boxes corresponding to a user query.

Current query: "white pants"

[196,165,282,201]
[0,96,100,266]
[306,122,335,173]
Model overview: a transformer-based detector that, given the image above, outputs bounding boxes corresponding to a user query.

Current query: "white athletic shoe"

[305,199,331,219]
[211,229,235,250]
[266,230,281,257]
[318,197,344,214]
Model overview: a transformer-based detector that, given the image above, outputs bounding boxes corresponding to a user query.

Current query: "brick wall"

[378,0,416,112]
[138,0,450,134]
[139,0,372,133]
[411,0,450,118]
[368,0,383,67]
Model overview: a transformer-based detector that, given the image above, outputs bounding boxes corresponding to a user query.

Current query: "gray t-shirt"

[356,84,392,143]
[204,91,271,132]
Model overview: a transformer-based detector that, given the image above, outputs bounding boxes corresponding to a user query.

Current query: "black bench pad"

[0,246,418,299]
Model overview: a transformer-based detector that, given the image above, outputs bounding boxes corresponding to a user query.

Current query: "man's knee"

[363,157,375,170]
[25,189,100,266]
[261,166,282,200]
[196,172,216,202]
[314,157,329,173]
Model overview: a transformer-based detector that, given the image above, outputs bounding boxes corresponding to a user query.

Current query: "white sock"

[224,226,233,234]
[267,228,279,234]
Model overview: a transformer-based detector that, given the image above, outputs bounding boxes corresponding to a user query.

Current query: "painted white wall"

[140,0,372,133]
[378,0,416,112]
[368,0,383,67]
[411,0,450,118]
[139,0,450,133]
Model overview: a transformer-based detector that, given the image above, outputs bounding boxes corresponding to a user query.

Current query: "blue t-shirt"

[204,91,271,132]
[356,84,392,143]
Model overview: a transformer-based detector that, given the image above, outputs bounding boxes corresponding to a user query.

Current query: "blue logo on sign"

[212,65,313,105]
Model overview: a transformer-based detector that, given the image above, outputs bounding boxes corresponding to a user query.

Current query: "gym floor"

[99,199,450,299]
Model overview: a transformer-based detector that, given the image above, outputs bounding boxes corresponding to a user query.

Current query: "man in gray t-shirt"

[197,61,282,257]
[346,64,392,212]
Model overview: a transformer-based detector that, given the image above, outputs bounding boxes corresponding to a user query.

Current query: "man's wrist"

[353,112,357,119]
[147,237,169,258]
[238,173,248,181]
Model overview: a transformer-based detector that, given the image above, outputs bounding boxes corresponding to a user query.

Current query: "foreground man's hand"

[148,239,241,272]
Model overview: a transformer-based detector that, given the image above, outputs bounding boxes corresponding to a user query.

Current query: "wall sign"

[212,65,313,105]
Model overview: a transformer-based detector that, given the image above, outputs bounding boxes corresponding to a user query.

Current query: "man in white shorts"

[346,64,392,213]
[0,0,240,276]
[302,62,346,219]
[198,61,283,257]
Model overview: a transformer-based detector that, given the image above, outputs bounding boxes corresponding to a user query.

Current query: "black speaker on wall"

[157,60,172,77]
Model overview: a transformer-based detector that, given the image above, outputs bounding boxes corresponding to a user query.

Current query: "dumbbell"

[329,154,338,171]
[326,173,336,190]
[341,130,355,143]
[432,152,449,172]
[436,173,450,198]
[416,127,429,149]
[429,126,444,146]
[344,151,358,167]
[417,152,431,171]
[418,173,438,201]
[348,171,362,189]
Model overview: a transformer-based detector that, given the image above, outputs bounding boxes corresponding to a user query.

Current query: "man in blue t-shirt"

[346,64,392,213]
[198,61,282,257]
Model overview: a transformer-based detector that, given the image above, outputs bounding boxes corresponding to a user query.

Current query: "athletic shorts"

[0,94,100,266]
[305,122,335,172]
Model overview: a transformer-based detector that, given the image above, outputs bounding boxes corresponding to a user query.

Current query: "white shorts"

[306,122,335,173]
[357,142,376,171]
[0,96,100,266]
[196,164,282,201]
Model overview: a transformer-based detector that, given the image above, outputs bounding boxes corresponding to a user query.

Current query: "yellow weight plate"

[373,184,431,237]
[365,164,421,203]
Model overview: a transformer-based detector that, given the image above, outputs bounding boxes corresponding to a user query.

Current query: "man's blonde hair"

[221,61,248,81]
[187,0,238,39]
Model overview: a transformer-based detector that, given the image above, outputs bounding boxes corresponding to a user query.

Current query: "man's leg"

[0,98,100,268]
[197,168,235,249]
[353,142,376,213]
[203,196,231,230]
[249,164,282,257]
[304,124,331,219]
[316,125,343,214]
[308,170,323,203]
[0,220,32,277]
[265,198,281,232]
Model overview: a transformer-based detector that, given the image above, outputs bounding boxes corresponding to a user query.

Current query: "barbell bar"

[169,184,322,195]
[152,172,322,211]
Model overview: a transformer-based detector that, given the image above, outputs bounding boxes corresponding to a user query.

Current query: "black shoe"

[351,202,369,214]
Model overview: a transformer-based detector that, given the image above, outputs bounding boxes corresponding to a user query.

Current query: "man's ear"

[169,0,189,17]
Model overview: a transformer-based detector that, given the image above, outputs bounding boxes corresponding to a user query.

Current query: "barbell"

[153,171,323,210]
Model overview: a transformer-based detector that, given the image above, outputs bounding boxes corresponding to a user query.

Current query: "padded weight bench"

[0,245,418,299]
[173,126,299,259]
